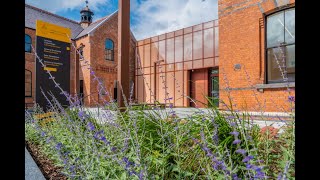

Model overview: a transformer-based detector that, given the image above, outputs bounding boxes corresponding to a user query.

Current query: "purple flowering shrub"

[25,40,294,179]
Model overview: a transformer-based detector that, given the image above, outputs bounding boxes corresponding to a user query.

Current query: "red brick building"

[218,0,295,112]
[25,3,136,107]
[26,0,295,113]
[135,0,295,112]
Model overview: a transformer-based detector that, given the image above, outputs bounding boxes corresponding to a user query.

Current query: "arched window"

[25,69,32,97]
[105,39,114,61]
[266,7,295,83]
[25,34,31,52]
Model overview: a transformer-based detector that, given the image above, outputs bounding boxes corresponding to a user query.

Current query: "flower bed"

[25,103,295,179]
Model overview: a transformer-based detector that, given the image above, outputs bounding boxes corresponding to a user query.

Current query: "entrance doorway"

[80,80,84,105]
[189,68,208,108]
[209,69,219,107]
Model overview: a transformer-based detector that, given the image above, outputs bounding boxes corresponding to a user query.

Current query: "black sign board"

[35,20,71,111]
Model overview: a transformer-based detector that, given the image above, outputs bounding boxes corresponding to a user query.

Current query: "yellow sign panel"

[44,67,57,72]
[36,20,71,43]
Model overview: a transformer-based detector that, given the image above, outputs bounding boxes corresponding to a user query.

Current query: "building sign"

[35,20,71,111]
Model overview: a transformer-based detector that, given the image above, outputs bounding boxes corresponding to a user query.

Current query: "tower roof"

[80,0,93,14]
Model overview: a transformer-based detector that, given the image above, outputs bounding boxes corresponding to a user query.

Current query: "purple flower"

[288,96,295,102]
[235,149,246,155]
[139,170,144,180]
[242,155,254,163]
[230,122,236,127]
[55,142,62,150]
[41,131,46,137]
[254,166,262,172]
[232,174,241,180]
[69,165,75,172]
[46,136,53,143]
[123,157,129,163]
[64,151,70,156]
[111,147,117,152]
[230,131,239,137]
[90,70,95,75]
[232,139,241,145]
[256,160,264,163]
[87,122,95,131]
[253,170,266,179]
[246,163,253,170]
[100,136,107,142]
[78,111,85,120]
[169,103,173,108]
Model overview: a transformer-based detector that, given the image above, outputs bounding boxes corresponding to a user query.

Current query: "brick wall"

[218,0,295,112]
[25,28,36,104]
[79,14,136,106]
[75,36,92,105]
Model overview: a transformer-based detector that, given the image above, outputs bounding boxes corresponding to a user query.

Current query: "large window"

[105,39,114,61]
[25,34,32,52]
[25,69,32,97]
[266,7,295,83]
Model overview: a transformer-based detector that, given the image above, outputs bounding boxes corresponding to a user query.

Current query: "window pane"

[138,46,144,67]
[144,44,151,67]
[214,27,219,56]
[166,38,174,64]
[105,39,114,49]
[159,40,166,61]
[267,11,285,48]
[285,8,295,44]
[267,47,283,83]
[184,34,192,61]
[174,71,183,107]
[25,35,31,43]
[204,28,214,58]
[193,31,203,59]
[151,42,158,64]
[25,43,31,52]
[175,36,183,62]
[286,45,295,82]
[25,35,31,52]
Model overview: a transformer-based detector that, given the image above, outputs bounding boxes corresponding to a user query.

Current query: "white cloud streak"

[26,0,218,40]
[25,0,110,13]
[131,0,218,40]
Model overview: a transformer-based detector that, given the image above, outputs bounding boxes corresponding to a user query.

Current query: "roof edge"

[87,10,119,35]
[25,3,80,25]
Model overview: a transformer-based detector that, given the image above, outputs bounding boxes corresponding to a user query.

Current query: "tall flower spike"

[235,149,246,155]
[232,139,241,145]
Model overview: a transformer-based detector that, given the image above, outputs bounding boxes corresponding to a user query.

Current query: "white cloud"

[131,0,218,40]
[25,0,110,13]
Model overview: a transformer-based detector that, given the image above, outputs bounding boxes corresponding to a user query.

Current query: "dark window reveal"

[105,39,114,61]
[25,34,32,52]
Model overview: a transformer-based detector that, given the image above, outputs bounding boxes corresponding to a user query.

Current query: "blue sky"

[26,0,218,40]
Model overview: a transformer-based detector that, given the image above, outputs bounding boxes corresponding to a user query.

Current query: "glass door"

[209,69,219,107]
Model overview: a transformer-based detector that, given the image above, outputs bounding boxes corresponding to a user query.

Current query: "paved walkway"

[83,107,291,133]
[25,147,46,180]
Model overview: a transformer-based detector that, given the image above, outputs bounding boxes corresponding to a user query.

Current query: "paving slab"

[25,147,46,180]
